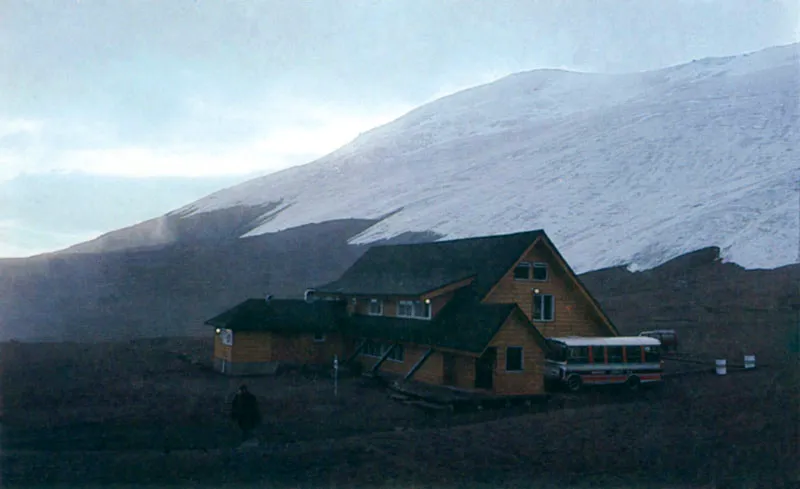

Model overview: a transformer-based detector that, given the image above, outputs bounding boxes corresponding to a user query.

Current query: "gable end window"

[506,346,523,371]
[513,262,531,280]
[533,294,555,321]
[532,262,548,281]
[514,262,548,281]
[368,299,383,316]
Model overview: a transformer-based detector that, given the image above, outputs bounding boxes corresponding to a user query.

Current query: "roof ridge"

[367,229,544,250]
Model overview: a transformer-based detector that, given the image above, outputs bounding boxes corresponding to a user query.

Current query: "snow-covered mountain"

[175,43,799,274]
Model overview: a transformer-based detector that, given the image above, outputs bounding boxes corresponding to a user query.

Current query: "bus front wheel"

[626,375,641,391]
[566,375,582,392]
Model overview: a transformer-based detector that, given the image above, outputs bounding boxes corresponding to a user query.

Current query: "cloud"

[0,218,101,258]
[0,99,412,179]
[0,171,256,257]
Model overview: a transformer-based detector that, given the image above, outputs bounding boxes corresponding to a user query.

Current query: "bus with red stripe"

[544,336,664,392]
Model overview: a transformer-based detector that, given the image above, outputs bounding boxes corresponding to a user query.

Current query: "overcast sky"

[1,0,798,256]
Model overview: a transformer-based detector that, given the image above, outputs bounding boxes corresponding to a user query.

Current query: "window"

[387,344,405,362]
[368,299,383,316]
[532,263,548,281]
[397,301,414,317]
[532,294,555,321]
[643,346,661,363]
[313,333,326,343]
[361,340,404,362]
[513,262,531,280]
[505,346,523,371]
[397,300,431,319]
[607,346,624,364]
[567,346,589,364]
[625,346,642,363]
[591,345,605,363]
[362,340,382,357]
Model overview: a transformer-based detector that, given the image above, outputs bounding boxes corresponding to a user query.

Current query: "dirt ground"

[1,338,798,488]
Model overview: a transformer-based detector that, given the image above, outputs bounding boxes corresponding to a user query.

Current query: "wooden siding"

[488,312,546,396]
[268,332,345,365]
[483,240,608,338]
[415,351,444,385]
[213,331,344,366]
[353,343,445,384]
[230,331,273,363]
[441,351,476,390]
[213,333,233,362]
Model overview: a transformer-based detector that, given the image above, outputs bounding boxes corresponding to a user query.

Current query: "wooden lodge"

[206,229,619,397]
[206,299,346,375]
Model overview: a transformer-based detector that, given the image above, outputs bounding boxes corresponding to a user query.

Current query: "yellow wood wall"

[488,312,546,396]
[354,343,445,385]
[230,331,273,363]
[213,332,234,361]
[483,240,609,338]
[271,332,344,365]
[213,330,344,366]
[446,353,476,390]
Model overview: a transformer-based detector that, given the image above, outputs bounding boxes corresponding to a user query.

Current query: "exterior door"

[443,353,456,385]
[475,347,496,390]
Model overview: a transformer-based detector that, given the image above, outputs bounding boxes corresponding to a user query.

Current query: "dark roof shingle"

[205,299,345,333]
[316,230,544,297]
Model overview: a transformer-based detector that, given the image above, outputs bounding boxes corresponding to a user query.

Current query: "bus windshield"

[545,341,568,362]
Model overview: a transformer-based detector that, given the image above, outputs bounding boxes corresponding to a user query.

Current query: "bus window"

[644,346,661,363]
[567,346,589,364]
[591,345,605,364]
[625,346,642,363]
[607,346,624,364]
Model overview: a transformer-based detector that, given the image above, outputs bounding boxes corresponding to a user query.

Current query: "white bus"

[544,336,664,392]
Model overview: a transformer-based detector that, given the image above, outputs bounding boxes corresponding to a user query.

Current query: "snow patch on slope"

[176,44,800,274]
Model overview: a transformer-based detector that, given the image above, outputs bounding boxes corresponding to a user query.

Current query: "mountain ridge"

[66,43,799,274]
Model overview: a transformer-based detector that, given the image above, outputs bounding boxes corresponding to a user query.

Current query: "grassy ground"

[2,338,797,488]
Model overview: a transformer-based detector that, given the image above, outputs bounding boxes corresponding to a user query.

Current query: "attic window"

[532,263,548,281]
[513,262,531,280]
[368,299,383,316]
[397,300,431,319]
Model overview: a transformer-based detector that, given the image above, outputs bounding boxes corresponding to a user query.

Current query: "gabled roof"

[205,299,345,333]
[533,234,620,336]
[343,287,541,354]
[316,230,545,297]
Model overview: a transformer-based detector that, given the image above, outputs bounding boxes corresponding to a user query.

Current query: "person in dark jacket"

[230,384,261,443]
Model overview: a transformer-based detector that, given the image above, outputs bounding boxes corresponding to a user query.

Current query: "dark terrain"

[1,338,797,487]
[1,221,798,487]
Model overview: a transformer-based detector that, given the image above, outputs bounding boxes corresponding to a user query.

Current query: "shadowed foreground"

[1,339,797,488]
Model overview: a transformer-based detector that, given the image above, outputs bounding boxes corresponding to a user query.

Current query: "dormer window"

[368,299,383,316]
[514,261,548,281]
[397,300,431,319]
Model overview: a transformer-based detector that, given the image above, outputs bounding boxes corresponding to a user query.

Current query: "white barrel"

[715,359,727,375]
[744,355,755,369]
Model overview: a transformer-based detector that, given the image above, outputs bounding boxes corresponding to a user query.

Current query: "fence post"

[334,355,339,397]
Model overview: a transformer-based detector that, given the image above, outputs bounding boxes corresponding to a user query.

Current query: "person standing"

[230,384,261,444]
